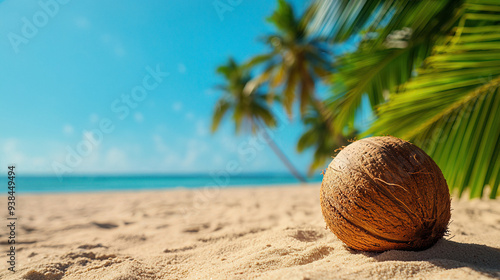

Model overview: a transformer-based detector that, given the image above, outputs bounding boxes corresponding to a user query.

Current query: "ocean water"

[4,174,323,193]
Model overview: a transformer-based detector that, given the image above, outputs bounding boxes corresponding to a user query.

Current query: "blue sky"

[0,0,327,176]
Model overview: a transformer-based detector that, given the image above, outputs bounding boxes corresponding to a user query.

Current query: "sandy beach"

[1,184,499,280]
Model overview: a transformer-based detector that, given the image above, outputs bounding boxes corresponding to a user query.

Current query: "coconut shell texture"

[320,136,451,252]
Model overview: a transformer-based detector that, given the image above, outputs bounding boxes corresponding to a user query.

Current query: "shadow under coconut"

[370,239,500,277]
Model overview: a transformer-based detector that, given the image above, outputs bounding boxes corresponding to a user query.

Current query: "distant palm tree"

[246,0,332,118]
[211,58,307,183]
[309,0,500,198]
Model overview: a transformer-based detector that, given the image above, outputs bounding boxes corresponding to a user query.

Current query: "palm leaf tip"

[267,0,298,35]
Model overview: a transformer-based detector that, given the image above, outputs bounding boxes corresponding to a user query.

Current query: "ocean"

[4,174,323,193]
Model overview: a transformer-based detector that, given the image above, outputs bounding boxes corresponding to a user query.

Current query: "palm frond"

[283,70,300,115]
[244,1,334,119]
[327,44,432,129]
[306,0,384,43]
[312,0,462,131]
[211,99,231,133]
[251,99,278,129]
[296,108,346,176]
[307,0,460,44]
[243,64,277,96]
[267,0,302,38]
[368,1,500,198]
[245,53,277,68]
[212,58,277,135]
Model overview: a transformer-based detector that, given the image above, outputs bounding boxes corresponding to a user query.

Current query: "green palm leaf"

[211,99,231,132]
[297,108,345,176]
[212,58,277,134]
[308,0,460,45]
[367,1,500,198]
[246,0,333,118]
[311,0,462,131]
[328,45,431,129]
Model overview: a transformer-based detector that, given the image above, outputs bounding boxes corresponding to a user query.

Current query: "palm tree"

[245,0,346,174]
[211,58,307,183]
[245,0,332,118]
[308,0,500,198]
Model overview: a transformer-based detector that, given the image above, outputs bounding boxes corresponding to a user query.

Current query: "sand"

[1,184,499,280]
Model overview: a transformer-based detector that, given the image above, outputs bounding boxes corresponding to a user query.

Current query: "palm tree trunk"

[256,121,307,183]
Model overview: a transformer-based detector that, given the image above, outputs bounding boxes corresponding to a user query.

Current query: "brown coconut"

[320,136,451,252]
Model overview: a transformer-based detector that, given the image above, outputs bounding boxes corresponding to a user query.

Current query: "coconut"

[320,136,451,252]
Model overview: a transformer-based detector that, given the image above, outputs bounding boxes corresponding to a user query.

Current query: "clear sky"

[0,0,323,176]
